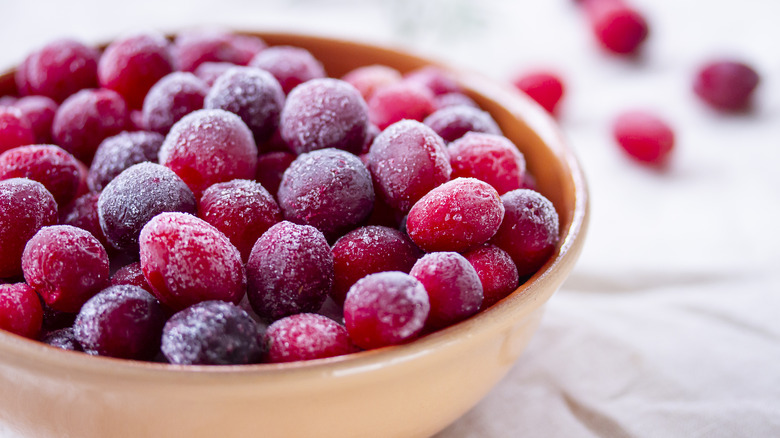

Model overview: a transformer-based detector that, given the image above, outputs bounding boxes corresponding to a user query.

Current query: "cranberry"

[341,64,402,100]
[13,96,58,144]
[343,271,429,350]
[39,297,78,333]
[0,283,43,339]
[16,39,99,102]
[513,71,565,115]
[98,32,175,109]
[88,130,164,192]
[463,245,519,310]
[0,106,35,153]
[246,221,333,321]
[141,72,209,135]
[448,132,526,195]
[367,120,451,213]
[199,179,282,262]
[279,78,370,155]
[0,178,57,278]
[52,89,129,163]
[612,110,674,166]
[693,60,760,111]
[582,0,649,55]
[255,151,296,198]
[194,62,237,86]
[0,96,18,107]
[434,92,479,110]
[367,81,436,130]
[423,105,502,143]
[173,30,266,72]
[159,109,258,197]
[331,225,422,305]
[490,189,560,277]
[110,261,153,293]
[41,327,82,351]
[161,300,262,365]
[98,162,196,252]
[22,225,110,313]
[403,66,461,96]
[58,192,109,249]
[264,313,359,363]
[278,148,374,240]
[0,145,81,206]
[74,285,166,360]
[139,212,247,311]
[249,46,326,94]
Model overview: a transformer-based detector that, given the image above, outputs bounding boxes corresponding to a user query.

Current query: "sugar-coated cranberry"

[583,0,648,55]
[194,62,236,86]
[343,271,429,350]
[58,192,109,249]
[22,225,110,313]
[612,110,674,166]
[98,162,196,252]
[0,178,58,278]
[463,245,519,310]
[140,212,246,311]
[246,221,333,321]
[264,313,359,363]
[41,327,82,351]
[513,71,565,115]
[368,120,451,213]
[88,131,164,192]
[341,64,402,100]
[161,300,262,365]
[205,66,285,144]
[448,132,526,195]
[0,145,81,206]
[331,225,422,305]
[98,32,175,109]
[403,66,461,96]
[279,78,370,155]
[367,81,436,130]
[13,96,58,144]
[141,72,209,135]
[0,283,43,339]
[490,189,560,277]
[0,106,35,153]
[110,261,153,293]
[278,148,374,240]
[16,39,99,102]
[173,30,266,72]
[0,96,18,106]
[255,151,296,198]
[434,92,479,110]
[74,285,166,360]
[693,60,760,111]
[423,105,502,143]
[52,89,129,163]
[406,178,504,253]
[249,46,326,94]
[159,109,258,197]
[199,179,282,262]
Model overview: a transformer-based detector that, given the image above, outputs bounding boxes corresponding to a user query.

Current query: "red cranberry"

[264,313,359,363]
[0,145,81,206]
[249,46,326,94]
[141,72,209,135]
[173,30,266,72]
[513,71,565,115]
[341,64,402,101]
[367,82,436,130]
[16,39,99,102]
[41,327,82,351]
[448,132,526,195]
[88,130,165,192]
[0,283,43,339]
[693,60,760,111]
[612,110,674,166]
[194,62,237,86]
[255,151,296,198]
[0,106,35,153]
[59,192,109,249]
[110,261,153,293]
[13,96,58,144]
[582,0,649,55]
[463,245,519,310]
[403,66,461,96]
[423,105,502,143]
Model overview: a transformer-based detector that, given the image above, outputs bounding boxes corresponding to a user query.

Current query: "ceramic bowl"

[0,31,589,438]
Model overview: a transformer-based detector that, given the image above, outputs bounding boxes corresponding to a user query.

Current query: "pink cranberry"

[612,110,674,166]
[0,145,81,206]
[463,245,519,310]
[0,283,43,339]
[255,151,296,198]
[403,66,461,96]
[87,130,165,192]
[141,72,209,135]
[13,96,58,144]
[341,64,402,100]
[582,0,649,55]
[16,39,99,102]
[110,261,153,293]
[264,313,359,363]
[173,30,266,72]
[59,192,110,250]
[367,81,436,130]
[448,132,526,195]
[0,106,35,153]
[423,105,502,143]
[434,92,479,110]
[513,71,565,115]
[249,46,326,94]
[194,62,237,86]
[693,60,760,111]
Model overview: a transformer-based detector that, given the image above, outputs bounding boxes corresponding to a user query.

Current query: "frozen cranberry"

[39,297,78,333]
[367,81,436,130]
[278,149,374,240]
[364,195,405,229]
[249,46,326,94]
[612,110,674,166]
[199,179,282,261]
[194,62,236,86]
[343,271,429,350]
[22,225,110,313]
[74,285,166,359]
[410,252,483,330]
[264,313,358,363]
[141,72,209,135]
[16,39,99,102]
[693,60,760,111]
[246,221,333,321]
[463,245,519,310]
[342,64,402,100]
[423,105,502,143]
[98,162,196,252]
[88,131,164,192]
[490,189,560,277]
[128,110,146,131]
[582,0,648,55]
[331,226,422,305]
[0,283,43,338]
[0,106,35,153]
[367,120,451,213]
[279,78,370,155]
[407,178,504,253]
[0,145,81,206]
[173,30,266,72]
[110,261,153,293]
[434,92,479,110]
[513,71,565,115]
[161,300,262,365]
[448,132,526,195]
[13,96,58,144]
[58,192,109,248]
[0,178,57,278]
[0,96,18,107]
[98,32,175,109]
[41,327,82,351]
[205,67,285,144]
[255,151,296,198]
[404,66,461,96]
[52,89,129,163]
[159,109,258,197]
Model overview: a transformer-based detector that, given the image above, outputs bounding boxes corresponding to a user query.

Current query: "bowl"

[0,31,589,438]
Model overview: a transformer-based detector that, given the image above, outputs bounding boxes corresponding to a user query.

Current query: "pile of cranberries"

[0,30,562,365]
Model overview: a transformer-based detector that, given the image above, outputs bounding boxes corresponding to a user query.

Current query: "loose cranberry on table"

[341,64,402,101]
[249,45,326,95]
[87,130,165,192]
[448,132,527,195]
[141,72,209,135]
[173,30,266,72]
[512,71,565,116]
[264,313,359,363]
[693,60,760,112]
[13,96,58,144]
[0,106,35,153]
[612,110,674,167]
[463,245,520,310]
[0,283,43,339]
[581,0,649,55]
[15,38,99,102]
[0,145,82,206]
[367,81,437,130]
[343,271,430,350]
[423,105,502,143]
[255,151,296,198]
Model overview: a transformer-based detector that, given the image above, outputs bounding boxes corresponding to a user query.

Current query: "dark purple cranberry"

[87,131,164,192]
[693,60,760,111]
[141,72,209,135]
[41,327,82,351]
[423,105,502,143]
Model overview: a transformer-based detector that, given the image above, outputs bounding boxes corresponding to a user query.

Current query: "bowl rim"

[0,30,590,382]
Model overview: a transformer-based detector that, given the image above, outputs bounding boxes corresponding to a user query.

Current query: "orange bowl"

[0,32,589,438]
